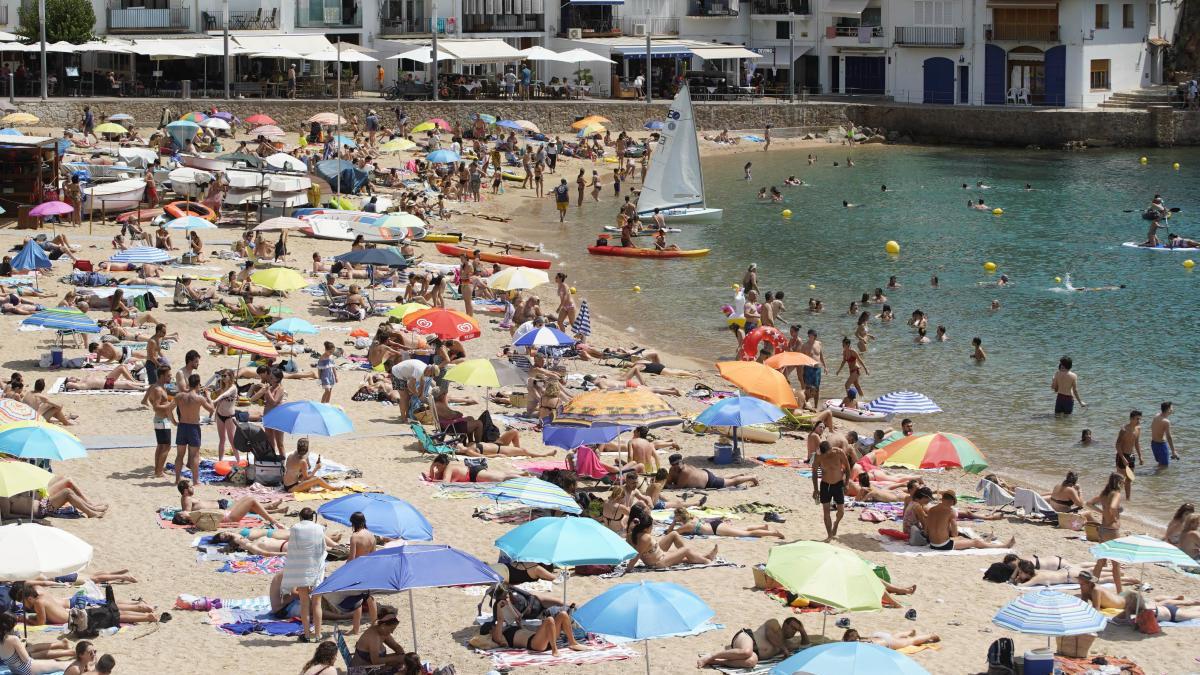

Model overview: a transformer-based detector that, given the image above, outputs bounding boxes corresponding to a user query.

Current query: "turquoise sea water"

[537,145,1200,522]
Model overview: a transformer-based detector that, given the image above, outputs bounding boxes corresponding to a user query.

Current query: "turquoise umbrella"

[770,641,930,675]
[164,120,199,147]
[574,581,714,675]
[1089,534,1196,566]
[496,516,635,601]
[0,423,87,461]
[262,401,353,437]
[267,317,318,335]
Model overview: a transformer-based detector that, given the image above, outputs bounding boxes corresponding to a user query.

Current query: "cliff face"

[1169,0,1197,75]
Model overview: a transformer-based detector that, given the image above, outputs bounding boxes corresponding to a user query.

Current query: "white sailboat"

[636,85,722,223]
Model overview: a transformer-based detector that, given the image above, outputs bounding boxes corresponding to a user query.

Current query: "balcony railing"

[984,22,1060,41]
[618,16,678,35]
[106,2,192,32]
[828,24,884,38]
[751,0,809,14]
[687,0,738,17]
[561,18,620,36]
[295,0,362,27]
[202,8,279,30]
[380,15,428,33]
[893,26,964,46]
[461,14,543,32]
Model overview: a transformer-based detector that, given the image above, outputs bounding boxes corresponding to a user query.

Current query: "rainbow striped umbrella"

[554,389,682,429]
[0,400,37,423]
[22,308,100,333]
[203,325,277,358]
[179,111,208,123]
[1089,534,1196,566]
[878,432,988,473]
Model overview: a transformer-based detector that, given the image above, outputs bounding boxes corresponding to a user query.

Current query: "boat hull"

[587,245,710,259]
[435,243,551,269]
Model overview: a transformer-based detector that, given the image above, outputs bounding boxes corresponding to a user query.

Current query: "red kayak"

[436,243,551,269]
[587,245,710,259]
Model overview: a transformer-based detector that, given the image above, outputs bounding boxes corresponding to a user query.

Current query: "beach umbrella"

[513,326,575,348]
[1089,534,1195,567]
[443,359,527,389]
[0,422,87,461]
[250,268,308,293]
[28,201,74,218]
[993,589,1108,649]
[769,642,930,675]
[263,401,353,437]
[93,122,127,135]
[542,422,627,450]
[425,149,460,164]
[1,112,38,125]
[555,389,682,429]
[164,120,200,146]
[0,460,52,497]
[108,113,134,122]
[695,396,785,457]
[267,317,318,336]
[877,432,988,473]
[334,248,408,267]
[0,523,92,580]
[574,115,611,128]
[402,308,481,341]
[212,111,235,121]
[110,246,172,264]
[574,581,714,675]
[644,120,664,130]
[164,215,216,230]
[254,216,307,232]
[264,152,306,172]
[200,118,230,131]
[244,113,276,126]
[576,123,605,138]
[763,351,819,370]
[385,302,430,320]
[318,493,432,541]
[716,361,799,409]
[203,325,277,359]
[11,240,52,282]
[0,400,37,423]
[312,544,500,650]
[483,477,581,514]
[864,391,942,415]
[487,267,549,291]
[179,111,207,123]
[21,308,99,334]
[330,135,357,149]
[765,541,884,613]
[571,299,592,337]
[474,113,498,124]
[496,120,523,131]
[513,120,540,133]
[249,125,285,138]
[497,516,635,601]
[0,128,22,136]
[308,112,346,125]
[420,118,451,131]
[378,138,416,153]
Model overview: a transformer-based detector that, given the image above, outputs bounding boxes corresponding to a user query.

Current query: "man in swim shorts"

[811,440,851,541]
[665,454,759,490]
[1115,410,1143,498]
[799,329,825,408]
[172,373,213,486]
[1051,356,1086,415]
[1150,401,1178,468]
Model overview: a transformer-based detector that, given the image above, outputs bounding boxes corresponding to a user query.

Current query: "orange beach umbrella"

[715,361,799,409]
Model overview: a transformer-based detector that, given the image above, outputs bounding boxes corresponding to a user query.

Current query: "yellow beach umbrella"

[443,358,527,388]
[0,460,52,497]
[385,302,430,320]
[93,122,128,135]
[411,121,437,133]
[487,267,549,291]
[250,268,308,292]
[2,112,38,125]
[378,138,416,153]
[571,115,610,129]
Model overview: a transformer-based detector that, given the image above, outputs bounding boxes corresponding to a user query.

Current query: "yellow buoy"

[808,284,816,290]
[1185,260,1196,270]
[983,262,997,272]
[782,209,793,218]
[1174,162,1181,170]
[1140,157,1148,164]
[885,240,900,255]
[633,285,642,292]
[569,286,576,294]
[732,283,740,290]
[1055,276,1062,283]
[992,208,1003,216]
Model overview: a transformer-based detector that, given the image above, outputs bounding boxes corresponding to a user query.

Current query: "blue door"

[844,56,885,95]
[984,44,1006,105]
[1044,45,1066,106]
[923,57,954,104]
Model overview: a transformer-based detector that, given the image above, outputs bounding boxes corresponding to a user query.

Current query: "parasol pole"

[408,588,418,651]
[643,639,651,675]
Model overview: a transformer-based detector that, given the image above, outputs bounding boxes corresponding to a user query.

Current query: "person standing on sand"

[1052,356,1086,415]
[1115,410,1143,499]
[763,124,771,151]
[811,440,851,541]
[1087,473,1125,593]
[552,179,569,223]
[800,329,825,408]
[1151,401,1179,469]
[172,373,214,486]
[145,364,173,478]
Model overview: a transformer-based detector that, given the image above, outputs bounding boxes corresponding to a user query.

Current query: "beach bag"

[191,510,224,531]
[477,410,501,443]
[68,584,119,638]
[463,457,488,472]
[986,637,1016,675]
[908,527,929,547]
[1136,607,1161,634]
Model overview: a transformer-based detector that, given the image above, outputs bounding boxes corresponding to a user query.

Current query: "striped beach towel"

[217,556,286,575]
[478,637,635,669]
[571,299,591,337]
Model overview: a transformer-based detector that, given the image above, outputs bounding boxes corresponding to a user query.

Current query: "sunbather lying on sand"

[178,480,287,514]
[170,495,286,529]
[487,592,590,656]
[668,507,784,539]
[449,429,556,458]
[697,617,810,669]
[0,482,110,519]
[666,453,759,489]
[846,474,907,502]
[20,586,161,626]
[843,628,940,650]
[63,366,146,392]
[427,454,525,483]
[628,504,718,568]
[983,554,1136,586]
[583,373,681,396]
[208,529,341,557]
[1120,591,1200,623]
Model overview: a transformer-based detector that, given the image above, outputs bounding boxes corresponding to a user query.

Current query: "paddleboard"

[1121,242,1196,251]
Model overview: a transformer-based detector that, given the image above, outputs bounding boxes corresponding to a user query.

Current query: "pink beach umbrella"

[249,125,285,138]
[28,201,74,218]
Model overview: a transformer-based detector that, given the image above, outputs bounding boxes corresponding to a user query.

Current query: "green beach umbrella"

[1089,535,1195,567]
[764,540,884,613]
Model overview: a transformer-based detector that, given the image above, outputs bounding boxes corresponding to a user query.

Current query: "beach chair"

[171,280,212,310]
[336,629,388,675]
[1012,487,1057,522]
[410,422,455,456]
[977,478,1015,513]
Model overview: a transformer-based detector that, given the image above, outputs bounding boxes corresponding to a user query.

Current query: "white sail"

[638,85,706,214]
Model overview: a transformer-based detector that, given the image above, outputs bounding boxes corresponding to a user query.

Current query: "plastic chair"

[1018,87,1031,104]
[1006,88,1018,104]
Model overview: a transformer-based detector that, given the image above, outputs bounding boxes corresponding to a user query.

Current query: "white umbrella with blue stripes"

[571,299,592,337]
[993,589,1108,649]
[864,390,942,415]
[109,246,172,264]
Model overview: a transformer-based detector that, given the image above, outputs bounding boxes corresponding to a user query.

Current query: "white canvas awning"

[556,48,616,63]
[233,34,332,55]
[76,39,135,53]
[518,46,574,62]
[305,48,378,62]
[439,39,523,63]
[823,0,869,15]
[692,46,762,60]
[4,41,77,53]
[0,32,19,42]
[250,47,306,60]
[386,46,455,63]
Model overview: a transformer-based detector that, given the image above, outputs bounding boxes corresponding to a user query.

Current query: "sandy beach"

[0,121,1193,675]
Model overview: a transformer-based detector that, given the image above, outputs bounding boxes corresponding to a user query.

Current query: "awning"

[129,38,229,57]
[1149,37,1170,46]
[692,46,762,60]
[233,35,332,55]
[612,42,694,57]
[0,31,19,42]
[565,0,624,4]
[439,39,523,62]
[386,46,456,63]
[823,0,869,15]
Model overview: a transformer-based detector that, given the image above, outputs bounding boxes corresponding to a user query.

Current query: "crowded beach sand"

[0,111,1194,675]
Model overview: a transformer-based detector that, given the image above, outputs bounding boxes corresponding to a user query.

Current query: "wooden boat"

[82,178,145,215]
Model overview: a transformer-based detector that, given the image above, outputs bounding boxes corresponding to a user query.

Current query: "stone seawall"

[12,97,1195,147]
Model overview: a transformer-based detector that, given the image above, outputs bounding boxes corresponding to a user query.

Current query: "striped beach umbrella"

[865,391,943,415]
[203,325,277,358]
[110,246,172,264]
[512,326,575,348]
[555,389,682,429]
[21,308,100,333]
[244,114,276,126]
[249,125,285,138]
[483,477,581,514]
[307,112,345,125]
[0,400,37,423]
[993,589,1108,637]
[1089,534,1196,566]
[164,216,216,230]
[571,299,591,337]
[179,111,208,123]
[877,432,988,473]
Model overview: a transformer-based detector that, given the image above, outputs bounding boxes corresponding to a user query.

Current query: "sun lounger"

[411,422,455,455]
[1012,487,1057,521]
[977,478,1015,513]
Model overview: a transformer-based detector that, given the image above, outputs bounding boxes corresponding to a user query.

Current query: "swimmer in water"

[962,183,969,189]
[990,299,1001,310]
[1073,284,1127,292]
[1024,183,1033,191]
[971,337,986,362]
[976,181,990,189]
[881,185,888,192]
[847,157,855,167]
[842,200,856,208]
[744,162,752,181]
[969,199,990,211]
[808,154,815,165]
[930,275,939,288]
[770,187,783,202]
[997,274,1009,286]
[757,187,768,200]
[784,175,801,186]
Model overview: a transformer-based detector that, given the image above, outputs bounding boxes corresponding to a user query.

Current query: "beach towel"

[473,503,537,523]
[1053,655,1143,675]
[600,557,742,579]
[710,657,784,675]
[218,618,303,636]
[165,460,225,485]
[477,637,636,669]
[291,485,368,502]
[872,535,1014,557]
[754,456,807,469]
[850,500,905,521]
[217,556,286,575]
[48,377,142,396]
[512,459,569,474]
[217,484,293,502]
[156,509,262,530]
[897,643,941,655]
[280,520,326,590]
[573,445,613,480]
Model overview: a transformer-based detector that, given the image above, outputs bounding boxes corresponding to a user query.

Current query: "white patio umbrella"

[518,46,573,62]
[200,117,230,131]
[0,523,92,580]
[556,48,615,64]
[305,49,377,63]
[386,47,454,64]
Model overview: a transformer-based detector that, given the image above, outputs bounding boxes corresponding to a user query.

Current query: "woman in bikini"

[458,254,474,318]
[452,429,555,458]
[842,628,940,650]
[668,508,784,539]
[426,454,524,483]
[488,593,588,656]
[1120,591,1200,625]
[210,369,241,463]
[836,337,868,397]
[600,485,631,534]
[854,312,873,353]
[351,608,407,669]
[627,504,717,569]
[1165,503,1194,545]
[210,528,340,557]
[187,231,206,263]
[1044,471,1086,512]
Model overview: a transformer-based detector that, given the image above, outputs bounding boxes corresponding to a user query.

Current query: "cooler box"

[712,442,734,465]
[50,348,64,367]
[1021,648,1054,675]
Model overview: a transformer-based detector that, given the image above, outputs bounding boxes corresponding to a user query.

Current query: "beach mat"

[710,656,784,675]
[48,377,142,395]
[872,535,1014,557]
[216,556,285,575]
[477,637,636,669]
[601,557,742,579]
[291,485,372,501]
[512,459,570,474]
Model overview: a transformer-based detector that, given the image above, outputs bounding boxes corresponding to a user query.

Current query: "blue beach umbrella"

[22,308,100,334]
[993,589,1108,649]
[0,128,23,136]
[643,120,664,130]
[497,516,635,601]
[0,422,87,461]
[312,544,500,650]
[541,422,627,450]
[425,149,460,164]
[695,395,785,457]
[497,119,523,130]
[12,240,51,280]
[513,326,575,348]
[330,135,357,149]
[263,401,353,437]
[164,120,200,147]
[164,215,216,230]
[267,317,318,335]
[574,581,714,674]
[318,493,433,540]
[334,247,408,267]
[864,390,942,415]
[110,246,172,264]
[769,641,930,675]
[483,477,581,514]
